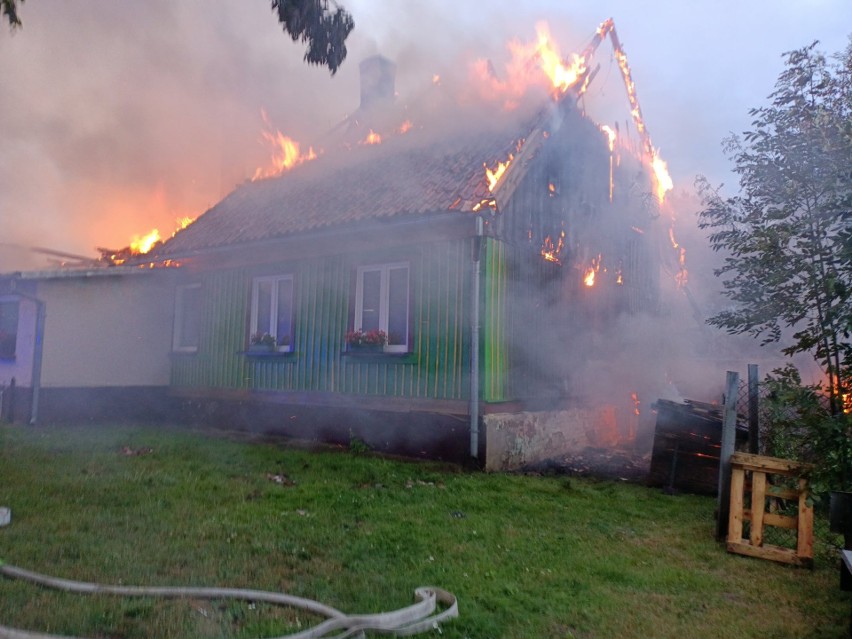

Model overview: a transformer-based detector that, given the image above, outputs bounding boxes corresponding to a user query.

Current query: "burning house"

[1,20,680,469]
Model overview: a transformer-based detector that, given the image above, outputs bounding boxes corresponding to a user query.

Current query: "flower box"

[248,343,275,353]
[347,343,384,354]
[345,329,388,352]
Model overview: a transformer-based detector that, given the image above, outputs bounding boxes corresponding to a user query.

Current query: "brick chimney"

[359,55,396,111]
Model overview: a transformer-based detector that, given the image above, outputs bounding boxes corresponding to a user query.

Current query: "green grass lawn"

[0,423,848,638]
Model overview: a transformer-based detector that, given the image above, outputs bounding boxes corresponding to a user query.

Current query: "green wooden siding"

[171,238,476,401]
[172,268,248,389]
[481,237,511,402]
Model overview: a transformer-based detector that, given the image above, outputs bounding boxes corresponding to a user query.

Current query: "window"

[250,275,294,351]
[173,284,202,353]
[0,300,19,359]
[354,262,409,353]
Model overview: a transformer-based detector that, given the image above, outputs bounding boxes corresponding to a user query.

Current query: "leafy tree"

[697,39,852,415]
[761,365,851,494]
[1,0,22,29]
[272,0,353,75]
[2,0,354,75]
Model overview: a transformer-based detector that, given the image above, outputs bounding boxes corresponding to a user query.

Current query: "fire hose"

[0,561,457,639]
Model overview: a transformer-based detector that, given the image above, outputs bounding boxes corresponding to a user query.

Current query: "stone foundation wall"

[484,408,618,471]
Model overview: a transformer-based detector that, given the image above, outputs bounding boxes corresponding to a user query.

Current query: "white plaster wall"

[38,275,173,387]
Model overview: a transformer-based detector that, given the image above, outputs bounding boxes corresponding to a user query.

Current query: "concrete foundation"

[484,407,628,471]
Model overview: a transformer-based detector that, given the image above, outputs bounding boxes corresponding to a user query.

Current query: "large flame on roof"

[130,229,161,255]
[252,109,317,181]
[474,22,588,103]
[530,23,587,95]
[128,216,196,256]
[472,20,674,205]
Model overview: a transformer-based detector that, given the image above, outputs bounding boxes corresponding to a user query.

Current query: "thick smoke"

[1,1,848,272]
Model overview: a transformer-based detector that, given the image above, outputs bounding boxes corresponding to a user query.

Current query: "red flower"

[345,329,387,346]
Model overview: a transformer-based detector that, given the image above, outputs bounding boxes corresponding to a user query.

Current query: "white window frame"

[354,262,409,353]
[172,283,202,353]
[250,274,294,352]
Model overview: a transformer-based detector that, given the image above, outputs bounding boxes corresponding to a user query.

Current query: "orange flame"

[363,129,382,145]
[532,23,587,95]
[253,110,317,180]
[398,120,413,134]
[650,150,673,203]
[548,182,557,197]
[631,391,641,416]
[472,198,497,212]
[130,229,161,255]
[668,227,679,249]
[541,230,565,264]
[597,20,674,204]
[485,153,513,192]
[470,21,590,107]
[675,247,688,288]
[128,215,195,257]
[599,125,616,152]
[600,125,617,202]
[583,255,602,287]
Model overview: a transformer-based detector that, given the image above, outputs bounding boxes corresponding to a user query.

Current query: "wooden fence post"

[717,371,739,540]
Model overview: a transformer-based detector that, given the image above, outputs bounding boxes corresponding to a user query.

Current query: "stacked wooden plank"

[648,399,747,494]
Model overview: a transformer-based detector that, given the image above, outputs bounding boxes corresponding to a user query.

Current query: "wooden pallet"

[726,452,814,567]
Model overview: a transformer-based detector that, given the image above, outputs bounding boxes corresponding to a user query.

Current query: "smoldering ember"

[0,19,752,473]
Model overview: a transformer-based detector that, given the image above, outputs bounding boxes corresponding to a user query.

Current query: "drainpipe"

[470,216,483,459]
[29,298,46,425]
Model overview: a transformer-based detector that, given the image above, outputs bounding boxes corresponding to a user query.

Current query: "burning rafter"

[593,19,673,203]
[509,19,672,204]
[469,18,674,219]
[599,124,617,202]
[485,154,513,192]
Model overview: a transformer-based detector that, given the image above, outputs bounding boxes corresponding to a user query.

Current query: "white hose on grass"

[0,562,457,639]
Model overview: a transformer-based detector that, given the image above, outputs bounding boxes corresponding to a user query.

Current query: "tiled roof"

[157,118,536,256]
